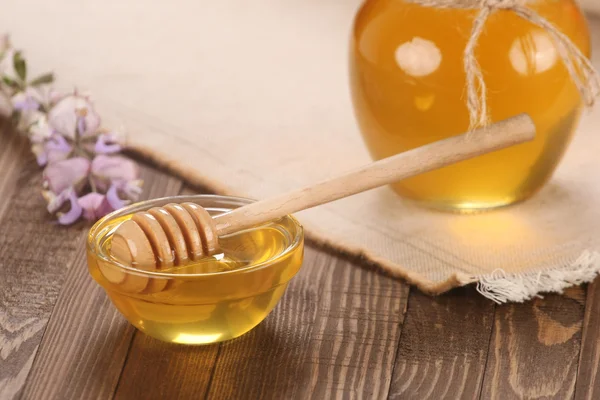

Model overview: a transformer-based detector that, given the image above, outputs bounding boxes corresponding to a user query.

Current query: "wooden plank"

[113,332,220,400]
[0,125,36,399]
[388,287,495,399]
[574,279,600,400]
[481,287,586,399]
[19,165,183,400]
[0,161,87,399]
[202,250,409,399]
[0,125,29,216]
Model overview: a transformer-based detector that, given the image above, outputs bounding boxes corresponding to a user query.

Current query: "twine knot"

[406,0,600,130]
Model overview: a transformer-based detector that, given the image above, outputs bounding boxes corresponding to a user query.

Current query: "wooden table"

[1,127,600,400]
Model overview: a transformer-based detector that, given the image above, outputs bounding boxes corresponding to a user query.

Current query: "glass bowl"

[87,195,304,345]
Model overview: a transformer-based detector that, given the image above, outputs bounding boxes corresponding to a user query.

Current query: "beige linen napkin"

[2,0,599,302]
[580,0,600,15]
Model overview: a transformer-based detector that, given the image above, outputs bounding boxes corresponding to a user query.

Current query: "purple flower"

[42,157,93,225]
[91,154,139,192]
[30,117,59,166]
[0,38,143,225]
[31,144,48,166]
[106,184,127,210]
[48,94,100,139]
[38,98,142,224]
[43,157,91,194]
[105,180,143,210]
[28,84,62,110]
[90,155,142,211]
[41,134,73,165]
[78,192,114,221]
[9,88,49,131]
[11,91,39,112]
[41,153,142,224]
[44,188,83,225]
[94,133,121,154]
[29,115,53,141]
[59,193,83,224]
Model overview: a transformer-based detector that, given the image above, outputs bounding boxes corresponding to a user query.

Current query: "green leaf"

[13,51,26,82]
[30,72,54,86]
[2,75,18,89]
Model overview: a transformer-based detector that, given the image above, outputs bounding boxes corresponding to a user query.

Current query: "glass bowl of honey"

[87,195,304,345]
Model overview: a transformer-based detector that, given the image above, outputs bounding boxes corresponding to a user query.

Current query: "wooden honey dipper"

[109,114,536,280]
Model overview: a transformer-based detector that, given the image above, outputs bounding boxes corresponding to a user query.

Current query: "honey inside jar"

[87,196,304,345]
[350,0,590,210]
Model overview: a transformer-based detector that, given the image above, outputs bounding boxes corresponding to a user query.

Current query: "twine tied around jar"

[406,0,600,129]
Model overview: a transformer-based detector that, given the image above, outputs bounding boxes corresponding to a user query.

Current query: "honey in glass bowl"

[350,0,591,210]
[87,195,304,345]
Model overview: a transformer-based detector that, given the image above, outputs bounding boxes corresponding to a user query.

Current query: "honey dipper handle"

[214,114,536,235]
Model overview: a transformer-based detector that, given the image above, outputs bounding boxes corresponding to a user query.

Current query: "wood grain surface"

[0,153,598,399]
[575,280,600,400]
[0,156,87,399]
[481,287,586,399]
[114,331,220,400]
[0,127,29,217]
[389,287,495,400]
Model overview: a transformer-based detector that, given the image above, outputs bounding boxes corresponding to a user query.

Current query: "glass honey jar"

[350,0,591,210]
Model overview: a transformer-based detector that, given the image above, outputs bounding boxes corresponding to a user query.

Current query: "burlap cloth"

[2,0,599,302]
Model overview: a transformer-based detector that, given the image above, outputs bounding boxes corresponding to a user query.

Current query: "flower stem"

[89,176,97,193]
